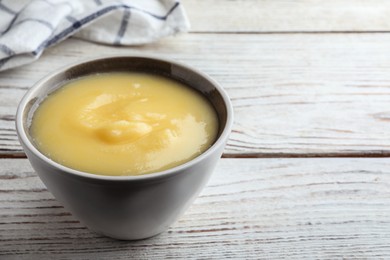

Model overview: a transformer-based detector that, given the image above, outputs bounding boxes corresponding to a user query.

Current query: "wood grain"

[3,34,390,156]
[183,0,390,33]
[2,1,390,259]
[1,158,390,259]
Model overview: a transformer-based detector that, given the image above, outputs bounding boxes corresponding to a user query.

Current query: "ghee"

[30,72,219,176]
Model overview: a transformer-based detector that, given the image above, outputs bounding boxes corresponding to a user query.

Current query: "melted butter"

[30,73,219,176]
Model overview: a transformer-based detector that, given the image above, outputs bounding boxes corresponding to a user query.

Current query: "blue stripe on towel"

[0,44,15,56]
[0,1,181,69]
[0,3,16,15]
[1,3,28,36]
[34,2,180,53]
[114,9,131,45]
[0,57,11,68]
[137,2,179,20]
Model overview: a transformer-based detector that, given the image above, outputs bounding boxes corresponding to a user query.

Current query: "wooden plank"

[183,0,390,33]
[3,34,390,156]
[1,158,390,259]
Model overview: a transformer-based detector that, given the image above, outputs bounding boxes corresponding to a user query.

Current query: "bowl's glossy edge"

[15,55,234,183]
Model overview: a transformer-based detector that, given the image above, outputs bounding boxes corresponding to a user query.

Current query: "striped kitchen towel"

[0,0,189,71]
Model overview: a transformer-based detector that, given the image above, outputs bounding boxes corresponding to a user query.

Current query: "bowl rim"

[15,55,234,182]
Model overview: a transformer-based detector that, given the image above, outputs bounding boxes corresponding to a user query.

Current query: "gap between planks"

[190,30,390,34]
[3,152,390,159]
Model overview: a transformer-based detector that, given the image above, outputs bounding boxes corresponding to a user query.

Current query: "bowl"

[15,55,233,240]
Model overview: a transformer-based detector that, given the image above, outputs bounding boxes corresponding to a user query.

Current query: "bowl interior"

[21,57,231,167]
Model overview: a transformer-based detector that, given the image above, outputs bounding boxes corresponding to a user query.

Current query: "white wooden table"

[2,1,390,259]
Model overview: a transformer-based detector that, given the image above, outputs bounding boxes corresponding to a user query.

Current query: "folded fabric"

[0,0,189,71]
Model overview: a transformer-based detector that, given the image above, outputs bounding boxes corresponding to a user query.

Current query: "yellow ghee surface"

[30,72,219,176]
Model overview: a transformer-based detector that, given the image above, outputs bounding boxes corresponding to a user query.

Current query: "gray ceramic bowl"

[15,56,233,240]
